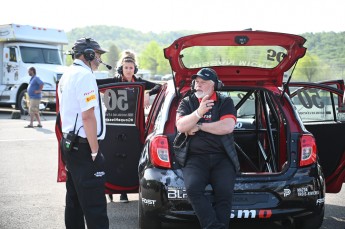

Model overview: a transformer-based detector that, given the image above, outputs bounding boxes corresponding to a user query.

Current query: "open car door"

[99,82,145,194]
[56,82,145,194]
[288,80,345,193]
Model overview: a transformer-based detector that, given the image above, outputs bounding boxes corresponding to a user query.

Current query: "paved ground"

[0,108,344,229]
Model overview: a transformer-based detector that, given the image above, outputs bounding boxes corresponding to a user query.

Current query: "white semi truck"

[0,24,68,112]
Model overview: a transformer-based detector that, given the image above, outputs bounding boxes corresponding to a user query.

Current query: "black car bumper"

[139,164,325,223]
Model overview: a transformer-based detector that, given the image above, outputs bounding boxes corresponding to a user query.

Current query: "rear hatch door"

[164,31,307,87]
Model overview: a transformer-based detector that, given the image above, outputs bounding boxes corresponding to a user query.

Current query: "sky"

[1,0,344,34]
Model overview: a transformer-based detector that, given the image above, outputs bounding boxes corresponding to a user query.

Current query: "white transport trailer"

[0,24,68,112]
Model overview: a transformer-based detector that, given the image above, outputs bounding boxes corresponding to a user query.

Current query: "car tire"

[294,206,324,229]
[138,194,161,229]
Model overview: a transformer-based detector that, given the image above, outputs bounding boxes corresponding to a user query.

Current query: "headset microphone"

[103,63,112,70]
[96,58,112,70]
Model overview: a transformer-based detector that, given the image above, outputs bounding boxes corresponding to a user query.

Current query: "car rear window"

[290,87,345,122]
[180,46,287,69]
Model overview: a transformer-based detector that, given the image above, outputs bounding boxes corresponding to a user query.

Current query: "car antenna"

[280,62,298,104]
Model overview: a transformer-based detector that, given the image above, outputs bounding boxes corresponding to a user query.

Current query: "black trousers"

[62,139,109,229]
[182,153,236,229]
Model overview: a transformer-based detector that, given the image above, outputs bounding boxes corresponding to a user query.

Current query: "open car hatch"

[164,31,307,87]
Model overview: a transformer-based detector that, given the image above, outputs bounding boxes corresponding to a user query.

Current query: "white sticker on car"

[142,198,156,206]
[283,189,291,197]
[316,198,325,205]
[230,209,272,219]
[297,187,320,196]
[167,187,187,199]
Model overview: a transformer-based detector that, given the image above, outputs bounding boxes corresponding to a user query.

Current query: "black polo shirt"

[176,92,237,155]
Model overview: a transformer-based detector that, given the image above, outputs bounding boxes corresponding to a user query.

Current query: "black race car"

[56,31,345,229]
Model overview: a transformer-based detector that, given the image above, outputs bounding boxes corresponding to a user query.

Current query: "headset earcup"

[83,48,95,61]
[134,65,138,74]
[215,80,223,90]
[117,66,123,75]
[191,80,195,90]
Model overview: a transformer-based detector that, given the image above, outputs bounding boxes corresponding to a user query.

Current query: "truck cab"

[0,24,68,112]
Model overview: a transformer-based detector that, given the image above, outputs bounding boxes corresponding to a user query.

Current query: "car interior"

[159,88,288,174]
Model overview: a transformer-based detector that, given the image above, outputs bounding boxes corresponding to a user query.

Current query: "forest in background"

[65,26,345,82]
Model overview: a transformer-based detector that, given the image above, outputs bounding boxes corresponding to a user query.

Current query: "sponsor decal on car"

[297,187,320,197]
[316,198,325,205]
[167,187,187,199]
[283,188,291,197]
[142,198,156,206]
[234,122,243,129]
[103,88,138,126]
[230,209,272,219]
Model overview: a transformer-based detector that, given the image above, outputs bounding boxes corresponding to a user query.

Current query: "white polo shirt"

[58,59,106,140]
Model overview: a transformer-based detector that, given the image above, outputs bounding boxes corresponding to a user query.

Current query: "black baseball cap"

[191,68,218,83]
[72,37,107,54]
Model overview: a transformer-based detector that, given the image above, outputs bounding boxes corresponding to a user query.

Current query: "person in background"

[58,37,109,229]
[175,68,240,229]
[101,50,161,203]
[97,50,161,109]
[25,67,43,128]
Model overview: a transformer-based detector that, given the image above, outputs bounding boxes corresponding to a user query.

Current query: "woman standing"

[98,50,161,203]
[97,50,161,109]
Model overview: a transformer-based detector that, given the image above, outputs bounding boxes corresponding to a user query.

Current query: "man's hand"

[197,95,214,116]
[187,125,199,135]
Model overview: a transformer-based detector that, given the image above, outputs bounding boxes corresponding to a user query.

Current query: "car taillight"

[149,135,171,169]
[299,134,317,167]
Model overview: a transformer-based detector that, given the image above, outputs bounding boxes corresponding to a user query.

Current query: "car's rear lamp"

[299,134,317,167]
[149,135,171,169]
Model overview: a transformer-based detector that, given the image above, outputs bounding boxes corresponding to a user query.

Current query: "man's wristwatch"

[91,152,98,157]
[196,123,202,131]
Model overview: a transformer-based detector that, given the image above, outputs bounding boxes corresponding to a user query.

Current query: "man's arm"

[199,118,235,135]
[82,107,99,155]
[36,84,43,94]
[176,95,213,134]
[176,111,201,134]
[35,80,44,94]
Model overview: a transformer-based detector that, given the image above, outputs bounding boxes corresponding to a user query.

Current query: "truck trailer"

[0,24,68,112]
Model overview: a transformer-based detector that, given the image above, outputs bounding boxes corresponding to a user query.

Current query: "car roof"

[164,30,307,87]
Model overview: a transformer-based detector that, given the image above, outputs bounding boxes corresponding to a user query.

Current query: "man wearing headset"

[58,37,108,229]
[176,68,240,229]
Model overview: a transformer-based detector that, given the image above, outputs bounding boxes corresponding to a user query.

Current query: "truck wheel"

[17,89,28,114]
[138,195,161,229]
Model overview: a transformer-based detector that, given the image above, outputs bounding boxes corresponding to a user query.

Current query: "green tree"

[139,41,170,75]
[295,53,321,82]
[106,44,120,76]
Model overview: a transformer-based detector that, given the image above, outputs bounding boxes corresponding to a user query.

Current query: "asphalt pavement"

[0,107,344,229]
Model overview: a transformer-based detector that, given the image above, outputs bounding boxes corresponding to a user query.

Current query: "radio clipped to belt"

[63,114,82,152]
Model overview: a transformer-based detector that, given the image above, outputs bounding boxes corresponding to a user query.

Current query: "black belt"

[62,133,89,144]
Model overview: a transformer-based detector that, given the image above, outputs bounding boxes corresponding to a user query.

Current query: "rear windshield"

[180,46,287,69]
